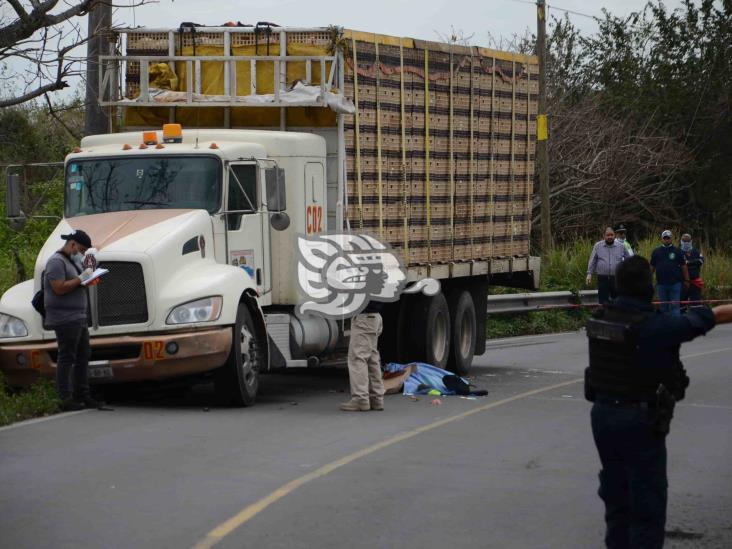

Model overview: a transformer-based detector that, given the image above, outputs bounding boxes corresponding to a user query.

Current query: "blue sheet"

[385,362,469,395]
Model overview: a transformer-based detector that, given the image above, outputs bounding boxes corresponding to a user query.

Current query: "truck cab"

[0,125,330,405]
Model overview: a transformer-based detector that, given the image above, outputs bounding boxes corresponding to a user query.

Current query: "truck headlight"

[166,296,223,325]
[0,313,28,338]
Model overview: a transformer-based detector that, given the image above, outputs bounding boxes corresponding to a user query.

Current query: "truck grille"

[97,262,148,325]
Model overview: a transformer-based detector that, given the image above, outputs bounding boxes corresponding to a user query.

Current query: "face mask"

[680,241,692,252]
[616,237,625,243]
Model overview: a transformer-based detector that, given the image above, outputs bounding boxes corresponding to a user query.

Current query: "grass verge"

[487,308,590,339]
[0,372,60,427]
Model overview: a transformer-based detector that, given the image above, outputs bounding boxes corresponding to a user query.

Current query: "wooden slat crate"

[344,35,537,267]
[431,246,453,262]
[409,247,430,264]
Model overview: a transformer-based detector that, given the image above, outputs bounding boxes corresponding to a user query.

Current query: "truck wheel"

[447,290,477,376]
[409,293,451,369]
[377,301,401,364]
[214,303,261,406]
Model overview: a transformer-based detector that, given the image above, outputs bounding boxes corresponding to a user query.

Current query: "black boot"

[74,394,103,409]
[81,396,103,409]
[59,398,85,412]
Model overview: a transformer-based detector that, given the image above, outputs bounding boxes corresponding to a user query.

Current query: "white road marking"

[682,347,732,360]
[0,409,90,433]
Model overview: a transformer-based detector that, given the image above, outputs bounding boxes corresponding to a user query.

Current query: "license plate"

[89,366,114,379]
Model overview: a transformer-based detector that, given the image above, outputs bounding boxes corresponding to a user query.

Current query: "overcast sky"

[115,0,686,44]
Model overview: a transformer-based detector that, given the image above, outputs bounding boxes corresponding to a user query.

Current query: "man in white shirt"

[586,227,632,304]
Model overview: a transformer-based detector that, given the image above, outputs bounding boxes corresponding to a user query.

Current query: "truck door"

[226,162,270,296]
[305,162,325,236]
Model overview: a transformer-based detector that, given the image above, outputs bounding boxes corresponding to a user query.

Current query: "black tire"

[214,303,261,406]
[395,296,413,363]
[377,301,401,363]
[447,290,477,376]
[408,292,451,369]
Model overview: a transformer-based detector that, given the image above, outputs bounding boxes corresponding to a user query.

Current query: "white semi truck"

[0,25,540,405]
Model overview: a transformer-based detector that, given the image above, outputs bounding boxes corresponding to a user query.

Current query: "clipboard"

[81,268,109,286]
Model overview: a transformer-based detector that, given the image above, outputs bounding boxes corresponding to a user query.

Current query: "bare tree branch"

[1,1,93,50]
[0,0,152,109]
[6,0,32,21]
[531,94,693,239]
[43,92,83,140]
[0,78,66,107]
[0,38,86,107]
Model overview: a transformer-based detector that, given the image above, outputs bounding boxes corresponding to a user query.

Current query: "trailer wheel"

[377,301,401,364]
[447,290,477,376]
[409,293,451,369]
[214,303,261,406]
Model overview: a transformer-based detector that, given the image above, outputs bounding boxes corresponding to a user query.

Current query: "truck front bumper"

[0,327,232,387]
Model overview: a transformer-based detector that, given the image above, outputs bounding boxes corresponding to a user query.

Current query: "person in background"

[586,227,631,304]
[614,224,634,256]
[650,230,689,316]
[680,233,704,305]
[44,230,99,411]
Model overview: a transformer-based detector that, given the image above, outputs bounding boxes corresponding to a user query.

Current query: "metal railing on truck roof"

[98,54,338,107]
[99,26,340,109]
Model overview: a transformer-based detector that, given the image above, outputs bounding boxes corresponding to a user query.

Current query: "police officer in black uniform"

[585,255,732,549]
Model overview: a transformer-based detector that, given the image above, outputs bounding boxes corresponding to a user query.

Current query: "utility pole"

[536,0,552,251]
[84,1,112,136]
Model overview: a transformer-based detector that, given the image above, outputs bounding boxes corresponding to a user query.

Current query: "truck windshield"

[64,156,221,217]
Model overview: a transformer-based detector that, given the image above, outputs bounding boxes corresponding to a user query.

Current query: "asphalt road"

[1,325,731,549]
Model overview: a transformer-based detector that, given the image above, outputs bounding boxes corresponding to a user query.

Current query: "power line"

[505,0,659,34]
[505,0,600,21]
[547,4,600,21]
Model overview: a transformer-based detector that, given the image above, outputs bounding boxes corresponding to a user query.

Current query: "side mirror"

[6,173,26,230]
[270,212,290,231]
[265,167,286,212]
[6,173,22,218]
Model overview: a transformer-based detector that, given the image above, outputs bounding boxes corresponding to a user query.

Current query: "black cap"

[61,229,92,249]
[614,224,627,233]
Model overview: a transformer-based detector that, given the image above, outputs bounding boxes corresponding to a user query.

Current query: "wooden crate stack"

[343,35,538,267]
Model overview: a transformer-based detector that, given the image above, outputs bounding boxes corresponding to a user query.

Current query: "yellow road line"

[192,377,582,549]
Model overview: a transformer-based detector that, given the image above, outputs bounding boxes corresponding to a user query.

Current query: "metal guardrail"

[487,290,598,314]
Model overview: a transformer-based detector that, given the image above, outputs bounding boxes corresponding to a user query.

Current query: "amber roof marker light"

[143,131,158,145]
[162,123,183,144]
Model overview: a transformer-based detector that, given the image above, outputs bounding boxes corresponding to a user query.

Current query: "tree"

[534,11,694,239]
[0,100,79,285]
[0,1,148,109]
[539,95,692,239]
[519,1,732,244]
[572,1,732,243]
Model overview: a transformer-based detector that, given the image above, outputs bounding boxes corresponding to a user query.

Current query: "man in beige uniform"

[340,301,385,411]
